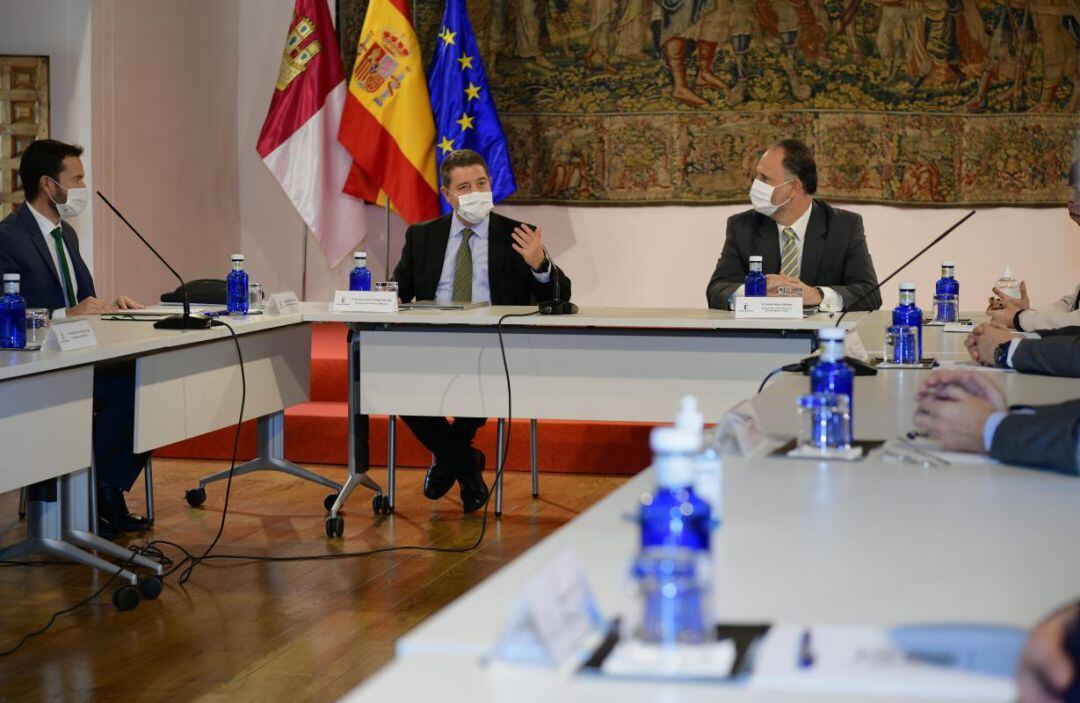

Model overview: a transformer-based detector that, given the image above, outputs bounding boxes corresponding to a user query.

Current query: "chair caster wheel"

[185,487,207,507]
[139,575,163,600]
[323,492,340,513]
[372,494,393,515]
[113,584,141,611]
[325,515,344,538]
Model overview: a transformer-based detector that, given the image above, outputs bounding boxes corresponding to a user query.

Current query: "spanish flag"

[337,0,439,223]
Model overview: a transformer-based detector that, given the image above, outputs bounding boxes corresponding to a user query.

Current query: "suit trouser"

[400,416,488,472]
[93,361,151,492]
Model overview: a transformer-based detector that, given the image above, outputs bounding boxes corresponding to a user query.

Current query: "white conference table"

[341,309,1080,702]
[302,303,856,518]
[1,310,313,589]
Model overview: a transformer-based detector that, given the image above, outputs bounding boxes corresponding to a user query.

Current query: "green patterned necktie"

[51,227,77,307]
[780,226,800,279]
[451,228,475,303]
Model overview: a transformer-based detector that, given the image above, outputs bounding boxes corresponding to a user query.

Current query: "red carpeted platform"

[155,323,653,475]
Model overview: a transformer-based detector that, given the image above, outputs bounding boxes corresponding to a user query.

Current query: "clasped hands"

[764,274,822,306]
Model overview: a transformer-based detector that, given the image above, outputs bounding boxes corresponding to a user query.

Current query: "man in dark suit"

[706,139,881,312]
[393,149,571,513]
[914,370,1080,476]
[966,320,1080,378]
[0,139,149,538]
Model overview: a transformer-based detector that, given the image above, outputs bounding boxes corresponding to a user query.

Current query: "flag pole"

[384,198,391,281]
[300,224,308,300]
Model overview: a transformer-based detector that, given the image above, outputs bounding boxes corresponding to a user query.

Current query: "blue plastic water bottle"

[639,426,712,551]
[0,273,27,350]
[893,282,923,358]
[635,423,712,644]
[934,261,959,322]
[349,251,372,292]
[744,255,766,297]
[810,328,854,437]
[226,254,249,315]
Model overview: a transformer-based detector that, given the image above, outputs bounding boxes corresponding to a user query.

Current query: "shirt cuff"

[1005,338,1022,368]
[52,308,67,320]
[818,286,844,312]
[983,411,1008,452]
[530,264,552,283]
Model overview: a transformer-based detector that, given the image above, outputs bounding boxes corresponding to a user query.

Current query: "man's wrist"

[531,257,550,273]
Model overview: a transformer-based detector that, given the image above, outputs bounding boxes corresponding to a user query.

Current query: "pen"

[798,627,815,669]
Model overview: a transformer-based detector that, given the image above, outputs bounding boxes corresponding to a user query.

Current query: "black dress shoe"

[96,518,120,540]
[97,483,151,533]
[423,460,458,500]
[458,449,489,513]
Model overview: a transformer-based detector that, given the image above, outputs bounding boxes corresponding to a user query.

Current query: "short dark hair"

[772,139,818,195]
[439,149,489,187]
[20,139,84,201]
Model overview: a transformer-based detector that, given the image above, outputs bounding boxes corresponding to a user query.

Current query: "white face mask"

[749,177,793,217]
[455,190,494,225]
[47,177,89,219]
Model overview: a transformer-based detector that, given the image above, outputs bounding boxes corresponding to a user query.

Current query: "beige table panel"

[357,327,815,423]
[133,325,311,452]
[0,367,93,494]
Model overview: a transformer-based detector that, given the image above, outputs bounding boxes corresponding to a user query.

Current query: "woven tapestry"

[340,0,1080,206]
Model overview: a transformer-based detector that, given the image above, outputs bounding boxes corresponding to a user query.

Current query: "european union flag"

[428,0,516,214]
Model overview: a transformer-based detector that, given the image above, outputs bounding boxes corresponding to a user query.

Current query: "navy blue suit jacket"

[0,203,95,310]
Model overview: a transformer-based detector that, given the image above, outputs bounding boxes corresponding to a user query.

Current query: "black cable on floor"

[179,310,541,566]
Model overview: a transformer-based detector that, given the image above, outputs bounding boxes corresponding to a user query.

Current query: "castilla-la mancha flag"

[337,0,440,223]
[257,0,366,267]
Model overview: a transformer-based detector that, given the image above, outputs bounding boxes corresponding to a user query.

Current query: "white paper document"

[751,624,1021,700]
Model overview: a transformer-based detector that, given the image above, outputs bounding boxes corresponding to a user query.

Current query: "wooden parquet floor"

[0,459,627,703]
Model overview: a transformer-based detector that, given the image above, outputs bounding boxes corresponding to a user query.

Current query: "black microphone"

[96,191,214,330]
[538,245,577,315]
[789,210,977,376]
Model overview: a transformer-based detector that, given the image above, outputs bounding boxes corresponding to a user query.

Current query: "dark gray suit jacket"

[392,212,571,305]
[1011,335,1080,378]
[706,200,881,311]
[990,399,1080,476]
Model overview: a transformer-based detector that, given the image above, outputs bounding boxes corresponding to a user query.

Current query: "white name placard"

[733,296,803,319]
[46,318,98,351]
[491,549,604,667]
[267,291,301,314]
[330,290,399,314]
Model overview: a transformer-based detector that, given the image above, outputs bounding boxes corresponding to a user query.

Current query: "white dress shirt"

[434,214,551,304]
[730,203,844,311]
[27,203,78,317]
[1015,283,1080,332]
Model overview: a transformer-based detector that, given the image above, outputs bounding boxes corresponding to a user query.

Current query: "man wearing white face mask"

[393,149,572,513]
[0,139,150,539]
[706,139,881,312]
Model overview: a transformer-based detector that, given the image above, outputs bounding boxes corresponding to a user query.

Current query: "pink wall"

[92,0,240,305]
[89,0,1080,313]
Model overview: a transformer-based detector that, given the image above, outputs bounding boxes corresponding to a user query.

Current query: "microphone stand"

[538,246,577,315]
[96,191,214,330]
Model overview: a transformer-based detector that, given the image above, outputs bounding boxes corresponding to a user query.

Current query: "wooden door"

[0,56,49,219]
